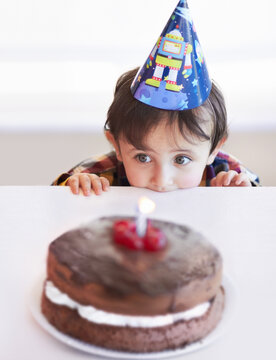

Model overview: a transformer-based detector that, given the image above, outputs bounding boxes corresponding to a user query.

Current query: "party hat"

[131,0,211,110]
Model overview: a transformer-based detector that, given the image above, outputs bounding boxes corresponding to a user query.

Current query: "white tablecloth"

[1,186,276,359]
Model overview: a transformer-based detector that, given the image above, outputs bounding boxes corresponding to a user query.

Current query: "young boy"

[53,1,260,194]
[52,67,259,195]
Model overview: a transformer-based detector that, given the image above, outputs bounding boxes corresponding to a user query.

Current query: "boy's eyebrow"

[171,148,195,155]
[128,146,196,156]
[128,146,151,153]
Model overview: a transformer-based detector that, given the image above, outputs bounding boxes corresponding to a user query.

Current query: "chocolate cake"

[41,217,224,353]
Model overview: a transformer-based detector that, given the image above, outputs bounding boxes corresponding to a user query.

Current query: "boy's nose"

[151,164,173,190]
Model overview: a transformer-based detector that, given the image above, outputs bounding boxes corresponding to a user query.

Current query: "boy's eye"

[174,155,191,165]
[136,154,151,163]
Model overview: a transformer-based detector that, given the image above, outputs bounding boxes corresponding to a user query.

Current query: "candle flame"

[138,197,156,214]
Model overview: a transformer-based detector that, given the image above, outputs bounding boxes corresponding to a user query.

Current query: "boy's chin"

[145,185,178,193]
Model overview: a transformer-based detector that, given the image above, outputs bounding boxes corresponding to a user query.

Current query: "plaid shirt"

[52,150,260,187]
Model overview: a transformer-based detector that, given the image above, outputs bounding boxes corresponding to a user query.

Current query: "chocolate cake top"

[50,217,222,297]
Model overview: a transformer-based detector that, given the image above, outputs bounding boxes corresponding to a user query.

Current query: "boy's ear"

[104,130,122,161]
[206,137,226,165]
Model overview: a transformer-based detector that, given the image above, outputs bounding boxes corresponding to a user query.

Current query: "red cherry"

[113,220,167,252]
[113,220,143,250]
[143,226,167,251]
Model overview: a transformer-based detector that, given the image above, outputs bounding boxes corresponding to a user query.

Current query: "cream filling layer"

[45,280,210,328]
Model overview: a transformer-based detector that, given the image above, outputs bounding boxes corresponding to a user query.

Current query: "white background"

[0,0,275,132]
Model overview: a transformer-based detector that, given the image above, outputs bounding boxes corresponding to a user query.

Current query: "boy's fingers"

[100,177,110,191]
[79,174,92,196]
[222,170,237,186]
[213,171,228,186]
[90,175,103,195]
[67,174,111,196]
[211,171,251,187]
[232,173,243,186]
[234,173,251,187]
[67,176,79,194]
[211,171,237,187]
[210,177,217,186]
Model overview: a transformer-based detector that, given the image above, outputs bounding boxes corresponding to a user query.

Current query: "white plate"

[29,275,236,359]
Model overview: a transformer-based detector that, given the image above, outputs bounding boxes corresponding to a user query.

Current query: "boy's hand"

[67,174,110,196]
[210,170,252,187]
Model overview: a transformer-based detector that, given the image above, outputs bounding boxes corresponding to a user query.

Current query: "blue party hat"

[131,0,211,110]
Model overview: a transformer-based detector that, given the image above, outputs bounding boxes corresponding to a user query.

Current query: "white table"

[1,186,276,360]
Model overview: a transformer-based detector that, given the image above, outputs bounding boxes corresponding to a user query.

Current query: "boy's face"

[109,120,220,192]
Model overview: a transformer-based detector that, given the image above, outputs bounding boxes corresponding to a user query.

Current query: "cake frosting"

[45,280,211,327]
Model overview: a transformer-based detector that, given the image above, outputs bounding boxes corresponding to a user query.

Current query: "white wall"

[0,0,275,132]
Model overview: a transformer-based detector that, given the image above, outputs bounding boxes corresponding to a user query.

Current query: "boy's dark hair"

[105,67,228,154]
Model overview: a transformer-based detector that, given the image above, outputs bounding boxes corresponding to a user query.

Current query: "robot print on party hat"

[145,29,193,93]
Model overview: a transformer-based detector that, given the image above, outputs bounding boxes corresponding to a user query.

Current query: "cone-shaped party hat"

[131,0,211,110]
